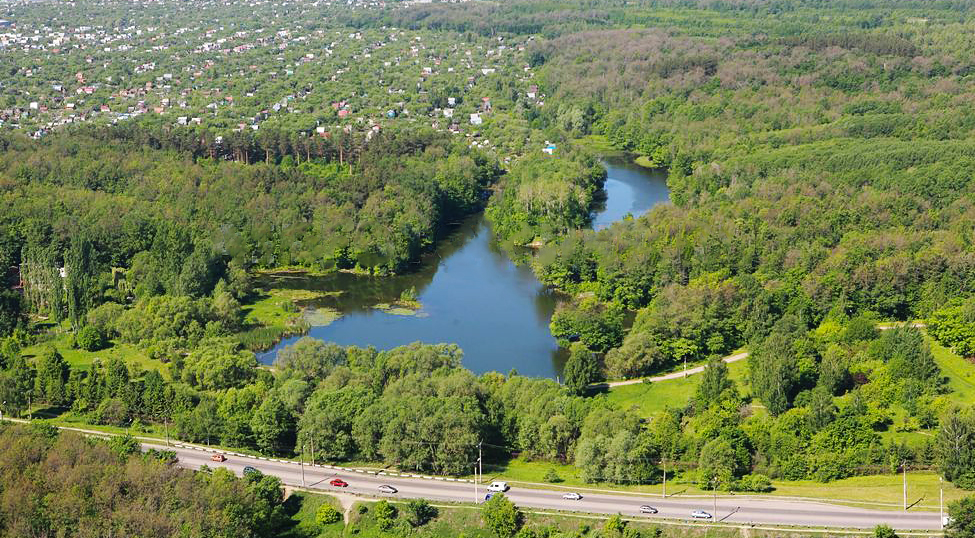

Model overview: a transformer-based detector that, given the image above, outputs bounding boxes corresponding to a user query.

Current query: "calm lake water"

[257,155,668,377]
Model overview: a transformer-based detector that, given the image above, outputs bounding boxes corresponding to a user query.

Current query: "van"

[487,481,509,492]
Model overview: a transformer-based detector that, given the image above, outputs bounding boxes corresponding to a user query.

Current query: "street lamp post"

[662,459,667,498]
[300,444,306,488]
[941,477,945,529]
[712,475,717,516]
[902,462,907,511]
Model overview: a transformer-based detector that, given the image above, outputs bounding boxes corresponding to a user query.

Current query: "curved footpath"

[151,441,943,531]
[594,352,750,389]
[595,321,926,389]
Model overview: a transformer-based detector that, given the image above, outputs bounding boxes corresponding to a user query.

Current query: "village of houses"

[0,0,557,158]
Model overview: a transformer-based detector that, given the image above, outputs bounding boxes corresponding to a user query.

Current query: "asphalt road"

[152,442,943,531]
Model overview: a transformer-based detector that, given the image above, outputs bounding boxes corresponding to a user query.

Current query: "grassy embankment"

[289,491,903,538]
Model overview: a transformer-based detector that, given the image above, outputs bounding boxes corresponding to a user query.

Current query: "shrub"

[93,398,130,426]
[374,500,397,530]
[405,498,437,527]
[733,473,773,492]
[76,325,107,351]
[543,468,563,483]
[316,503,342,525]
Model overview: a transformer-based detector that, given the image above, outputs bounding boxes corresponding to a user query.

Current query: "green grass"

[21,330,165,374]
[279,491,344,538]
[771,471,966,509]
[602,359,750,418]
[574,134,624,155]
[634,155,659,168]
[929,337,975,404]
[342,496,882,537]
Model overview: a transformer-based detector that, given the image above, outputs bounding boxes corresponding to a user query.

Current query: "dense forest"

[0,423,291,538]
[6,0,975,530]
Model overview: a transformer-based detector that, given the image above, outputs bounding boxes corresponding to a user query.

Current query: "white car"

[562,492,583,500]
[377,485,397,494]
[639,505,658,514]
[690,510,712,519]
[488,481,509,492]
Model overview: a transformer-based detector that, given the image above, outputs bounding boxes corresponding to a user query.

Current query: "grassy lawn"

[601,358,750,418]
[21,330,166,374]
[341,497,871,537]
[633,155,659,168]
[279,491,344,538]
[574,134,625,156]
[929,337,975,404]
[242,287,337,329]
[770,471,965,509]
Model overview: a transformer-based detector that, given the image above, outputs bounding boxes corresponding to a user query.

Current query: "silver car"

[377,484,397,494]
[639,505,658,514]
[690,510,712,519]
[562,492,583,500]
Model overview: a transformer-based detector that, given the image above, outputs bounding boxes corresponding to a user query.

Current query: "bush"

[93,398,130,426]
[733,473,773,492]
[316,503,342,525]
[76,325,107,351]
[374,500,397,531]
[543,468,563,483]
[405,498,437,527]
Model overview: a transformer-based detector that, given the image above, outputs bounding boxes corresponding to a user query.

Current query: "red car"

[329,478,349,487]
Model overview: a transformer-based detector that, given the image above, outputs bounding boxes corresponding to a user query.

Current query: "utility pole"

[311,438,315,466]
[165,419,169,446]
[478,441,483,488]
[300,444,306,488]
[713,475,717,516]
[474,464,478,503]
[662,459,666,498]
[903,462,907,511]
[941,477,945,529]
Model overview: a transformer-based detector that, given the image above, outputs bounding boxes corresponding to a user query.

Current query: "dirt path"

[592,351,750,389]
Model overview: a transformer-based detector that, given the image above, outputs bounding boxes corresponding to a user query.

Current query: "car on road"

[690,510,712,519]
[484,493,493,502]
[242,466,259,477]
[211,453,226,462]
[639,505,658,514]
[330,478,349,487]
[562,492,583,500]
[378,485,397,494]
[488,481,509,492]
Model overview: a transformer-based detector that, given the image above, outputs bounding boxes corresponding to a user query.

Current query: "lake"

[257,155,669,377]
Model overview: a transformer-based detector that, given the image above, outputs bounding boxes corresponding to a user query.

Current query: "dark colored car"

[242,466,259,477]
